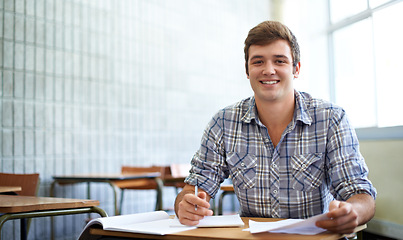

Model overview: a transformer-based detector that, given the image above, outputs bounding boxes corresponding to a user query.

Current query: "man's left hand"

[316,200,359,233]
[316,194,375,234]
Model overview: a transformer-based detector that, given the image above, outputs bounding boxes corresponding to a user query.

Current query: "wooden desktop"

[88,216,365,240]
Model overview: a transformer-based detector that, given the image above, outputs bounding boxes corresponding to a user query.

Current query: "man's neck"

[256,94,295,127]
[255,93,295,147]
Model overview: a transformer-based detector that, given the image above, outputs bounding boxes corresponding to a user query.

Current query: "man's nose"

[262,62,275,75]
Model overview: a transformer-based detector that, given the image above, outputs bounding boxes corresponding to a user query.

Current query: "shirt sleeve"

[326,109,377,201]
[184,112,229,198]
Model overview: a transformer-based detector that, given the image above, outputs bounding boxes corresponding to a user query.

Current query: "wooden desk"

[164,163,189,189]
[0,186,22,194]
[0,195,107,240]
[162,176,186,189]
[88,217,365,240]
[51,173,162,215]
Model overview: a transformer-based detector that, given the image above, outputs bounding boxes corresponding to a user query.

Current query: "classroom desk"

[162,175,186,189]
[88,217,365,240]
[0,186,22,194]
[0,195,107,240]
[50,173,162,215]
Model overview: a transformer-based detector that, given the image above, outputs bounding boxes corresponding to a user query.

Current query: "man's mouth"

[261,80,279,85]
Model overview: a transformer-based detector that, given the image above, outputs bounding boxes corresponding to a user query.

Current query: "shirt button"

[273,190,278,194]
[272,163,277,168]
[241,163,245,167]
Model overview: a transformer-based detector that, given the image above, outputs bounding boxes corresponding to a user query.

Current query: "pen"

[195,179,198,211]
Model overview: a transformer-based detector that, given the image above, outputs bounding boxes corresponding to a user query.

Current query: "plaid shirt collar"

[242,90,313,126]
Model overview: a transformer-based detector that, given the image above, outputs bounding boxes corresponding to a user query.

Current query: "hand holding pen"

[175,179,213,226]
[192,179,213,216]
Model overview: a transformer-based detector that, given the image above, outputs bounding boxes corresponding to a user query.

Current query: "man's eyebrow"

[274,54,289,59]
[250,55,290,60]
[250,55,264,60]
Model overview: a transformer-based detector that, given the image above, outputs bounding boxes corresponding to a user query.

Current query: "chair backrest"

[0,173,40,196]
[121,165,167,177]
[118,166,167,190]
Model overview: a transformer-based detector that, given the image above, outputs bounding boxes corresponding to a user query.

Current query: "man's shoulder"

[298,91,344,112]
[296,91,347,125]
[208,97,254,127]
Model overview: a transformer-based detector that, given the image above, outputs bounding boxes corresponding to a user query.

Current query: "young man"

[174,21,376,234]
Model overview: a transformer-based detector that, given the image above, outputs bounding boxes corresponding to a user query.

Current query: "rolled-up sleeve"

[185,113,229,198]
[326,110,377,201]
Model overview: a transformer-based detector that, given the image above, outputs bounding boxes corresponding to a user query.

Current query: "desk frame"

[50,173,163,215]
[0,195,108,240]
[0,207,107,240]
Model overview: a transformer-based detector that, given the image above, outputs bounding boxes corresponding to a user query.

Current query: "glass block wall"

[1,0,270,239]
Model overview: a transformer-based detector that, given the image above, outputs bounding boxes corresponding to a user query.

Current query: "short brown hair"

[244,21,300,75]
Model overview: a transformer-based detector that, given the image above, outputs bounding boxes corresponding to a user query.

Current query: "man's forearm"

[347,193,376,225]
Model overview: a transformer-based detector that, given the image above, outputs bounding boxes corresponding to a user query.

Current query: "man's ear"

[293,62,301,78]
[245,62,249,79]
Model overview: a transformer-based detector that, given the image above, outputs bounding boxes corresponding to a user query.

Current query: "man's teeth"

[262,81,278,85]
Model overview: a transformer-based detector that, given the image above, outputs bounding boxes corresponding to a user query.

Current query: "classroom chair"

[163,163,190,193]
[115,166,166,214]
[0,173,40,197]
[0,172,40,239]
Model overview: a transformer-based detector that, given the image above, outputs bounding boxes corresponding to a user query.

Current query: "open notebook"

[78,211,244,239]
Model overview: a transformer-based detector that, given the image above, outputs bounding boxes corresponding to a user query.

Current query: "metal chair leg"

[119,190,125,215]
[155,178,164,211]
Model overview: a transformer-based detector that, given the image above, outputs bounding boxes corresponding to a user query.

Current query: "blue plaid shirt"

[185,91,376,219]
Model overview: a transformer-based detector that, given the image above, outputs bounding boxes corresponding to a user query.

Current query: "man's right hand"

[175,184,213,226]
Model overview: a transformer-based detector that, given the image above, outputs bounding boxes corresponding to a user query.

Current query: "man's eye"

[252,60,263,65]
[276,60,285,64]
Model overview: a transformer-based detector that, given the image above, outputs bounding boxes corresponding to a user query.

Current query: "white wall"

[0,0,269,239]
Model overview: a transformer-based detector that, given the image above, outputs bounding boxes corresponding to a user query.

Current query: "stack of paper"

[246,213,330,235]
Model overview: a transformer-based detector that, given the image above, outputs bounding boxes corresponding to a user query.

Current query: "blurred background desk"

[0,186,22,194]
[51,172,161,216]
[0,195,107,240]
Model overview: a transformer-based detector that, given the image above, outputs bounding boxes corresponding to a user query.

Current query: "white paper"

[106,218,196,235]
[247,213,329,235]
[95,211,169,229]
[198,214,245,227]
[170,214,244,228]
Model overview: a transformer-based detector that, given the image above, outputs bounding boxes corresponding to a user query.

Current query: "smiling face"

[247,39,300,105]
